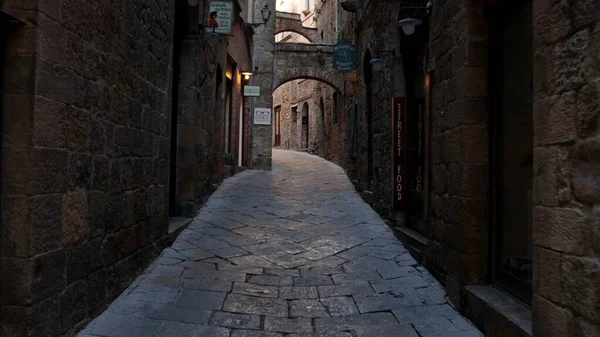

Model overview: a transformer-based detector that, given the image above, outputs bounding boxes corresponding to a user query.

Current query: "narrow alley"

[78,150,482,337]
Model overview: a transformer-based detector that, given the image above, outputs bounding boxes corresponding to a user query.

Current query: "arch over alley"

[273,43,343,93]
[275,11,319,42]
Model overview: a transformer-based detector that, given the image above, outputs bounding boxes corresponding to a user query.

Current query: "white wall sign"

[207,1,233,35]
[254,108,271,125]
[244,86,261,97]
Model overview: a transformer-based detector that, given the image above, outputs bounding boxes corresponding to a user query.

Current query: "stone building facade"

[0,0,256,335]
[274,0,600,335]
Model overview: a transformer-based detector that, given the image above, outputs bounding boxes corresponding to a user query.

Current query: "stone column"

[249,0,275,170]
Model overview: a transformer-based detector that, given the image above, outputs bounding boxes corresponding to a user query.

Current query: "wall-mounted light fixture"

[241,72,253,81]
[397,0,433,36]
[243,4,272,29]
[369,50,395,72]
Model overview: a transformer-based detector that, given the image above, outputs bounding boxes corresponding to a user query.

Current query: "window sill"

[463,285,532,337]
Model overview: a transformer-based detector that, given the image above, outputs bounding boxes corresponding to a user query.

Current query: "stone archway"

[275,11,319,42]
[273,44,343,94]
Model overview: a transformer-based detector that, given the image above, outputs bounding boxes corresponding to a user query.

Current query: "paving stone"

[179,261,217,270]
[331,271,381,284]
[317,282,374,298]
[279,286,319,299]
[175,290,226,310]
[149,265,185,277]
[158,321,230,337]
[210,312,261,329]
[351,323,419,337]
[370,275,430,292]
[265,268,301,277]
[353,292,423,313]
[264,317,313,333]
[320,297,359,316]
[144,306,212,324]
[138,274,184,288]
[232,282,279,298]
[229,255,277,267]
[313,312,399,332]
[77,150,481,337]
[377,265,418,280]
[289,299,330,318]
[222,294,288,317]
[230,330,283,337]
[182,269,247,282]
[79,312,164,336]
[293,276,333,286]
[211,246,249,258]
[287,332,354,337]
[183,279,233,292]
[248,274,293,286]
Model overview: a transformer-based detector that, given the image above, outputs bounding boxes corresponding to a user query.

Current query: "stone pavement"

[78,150,483,337]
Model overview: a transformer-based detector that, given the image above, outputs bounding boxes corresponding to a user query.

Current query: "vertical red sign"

[392,97,405,210]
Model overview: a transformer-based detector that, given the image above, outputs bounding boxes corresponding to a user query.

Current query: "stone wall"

[1,0,175,336]
[426,0,490,303]
[531,0,600,335]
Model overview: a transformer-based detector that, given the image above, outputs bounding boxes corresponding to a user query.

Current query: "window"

[305,0,310,12]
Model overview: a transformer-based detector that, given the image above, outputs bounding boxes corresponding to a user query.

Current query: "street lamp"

[397,0,433,36]
[243,4,272,29]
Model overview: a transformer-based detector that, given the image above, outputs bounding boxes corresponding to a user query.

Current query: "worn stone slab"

[158,322,230,337]
[264,317,313,333]
[222,294,288,317]
[313,312,399,332]
[210,312,262,330]
[317,282,374,298]
[144,306,212,324]
[248,274,293,286]
[232,282,279,298]
[353,293,423,313]
[331,271,381,284]
[183,279,233,292]
[279,286,319,299]
[175,289,226,310]
[289,299,330,318]
[320,297,359,316]
[79,312,164,336]
[182,269,247,282]
[293,276,333,286]
[351,323,419,337]
[230,330,283,337]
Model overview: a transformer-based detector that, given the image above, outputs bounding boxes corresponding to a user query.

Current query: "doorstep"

[462,285,533,337]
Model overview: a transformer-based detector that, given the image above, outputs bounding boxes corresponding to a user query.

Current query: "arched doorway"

[301,102,309,149]
[363,49,374,184]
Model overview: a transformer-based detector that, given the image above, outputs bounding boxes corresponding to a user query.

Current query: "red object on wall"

[392,97,406,211]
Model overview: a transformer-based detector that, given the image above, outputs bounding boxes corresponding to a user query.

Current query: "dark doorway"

[168,0,189,217]
[401,14,430,236]
[363,50,374,183]
[224,75,233,154]
[489,0,533,305]
[274,106,281,147]
[291,106,298,149]
[301,102,309,149]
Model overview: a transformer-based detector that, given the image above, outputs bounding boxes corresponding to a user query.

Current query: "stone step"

[394,226,431,262]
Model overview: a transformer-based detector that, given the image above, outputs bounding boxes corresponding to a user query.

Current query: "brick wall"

[531,0,600,335]
[1,0,175,335]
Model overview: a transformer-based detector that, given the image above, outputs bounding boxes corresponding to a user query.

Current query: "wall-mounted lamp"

[398,18,422,36]
[243,4,272,29]
[397,0,433,36]
[241,72,253,80]
[370,50,394,72]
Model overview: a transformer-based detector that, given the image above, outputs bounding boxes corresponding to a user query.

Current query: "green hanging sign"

[333,40,357,72]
